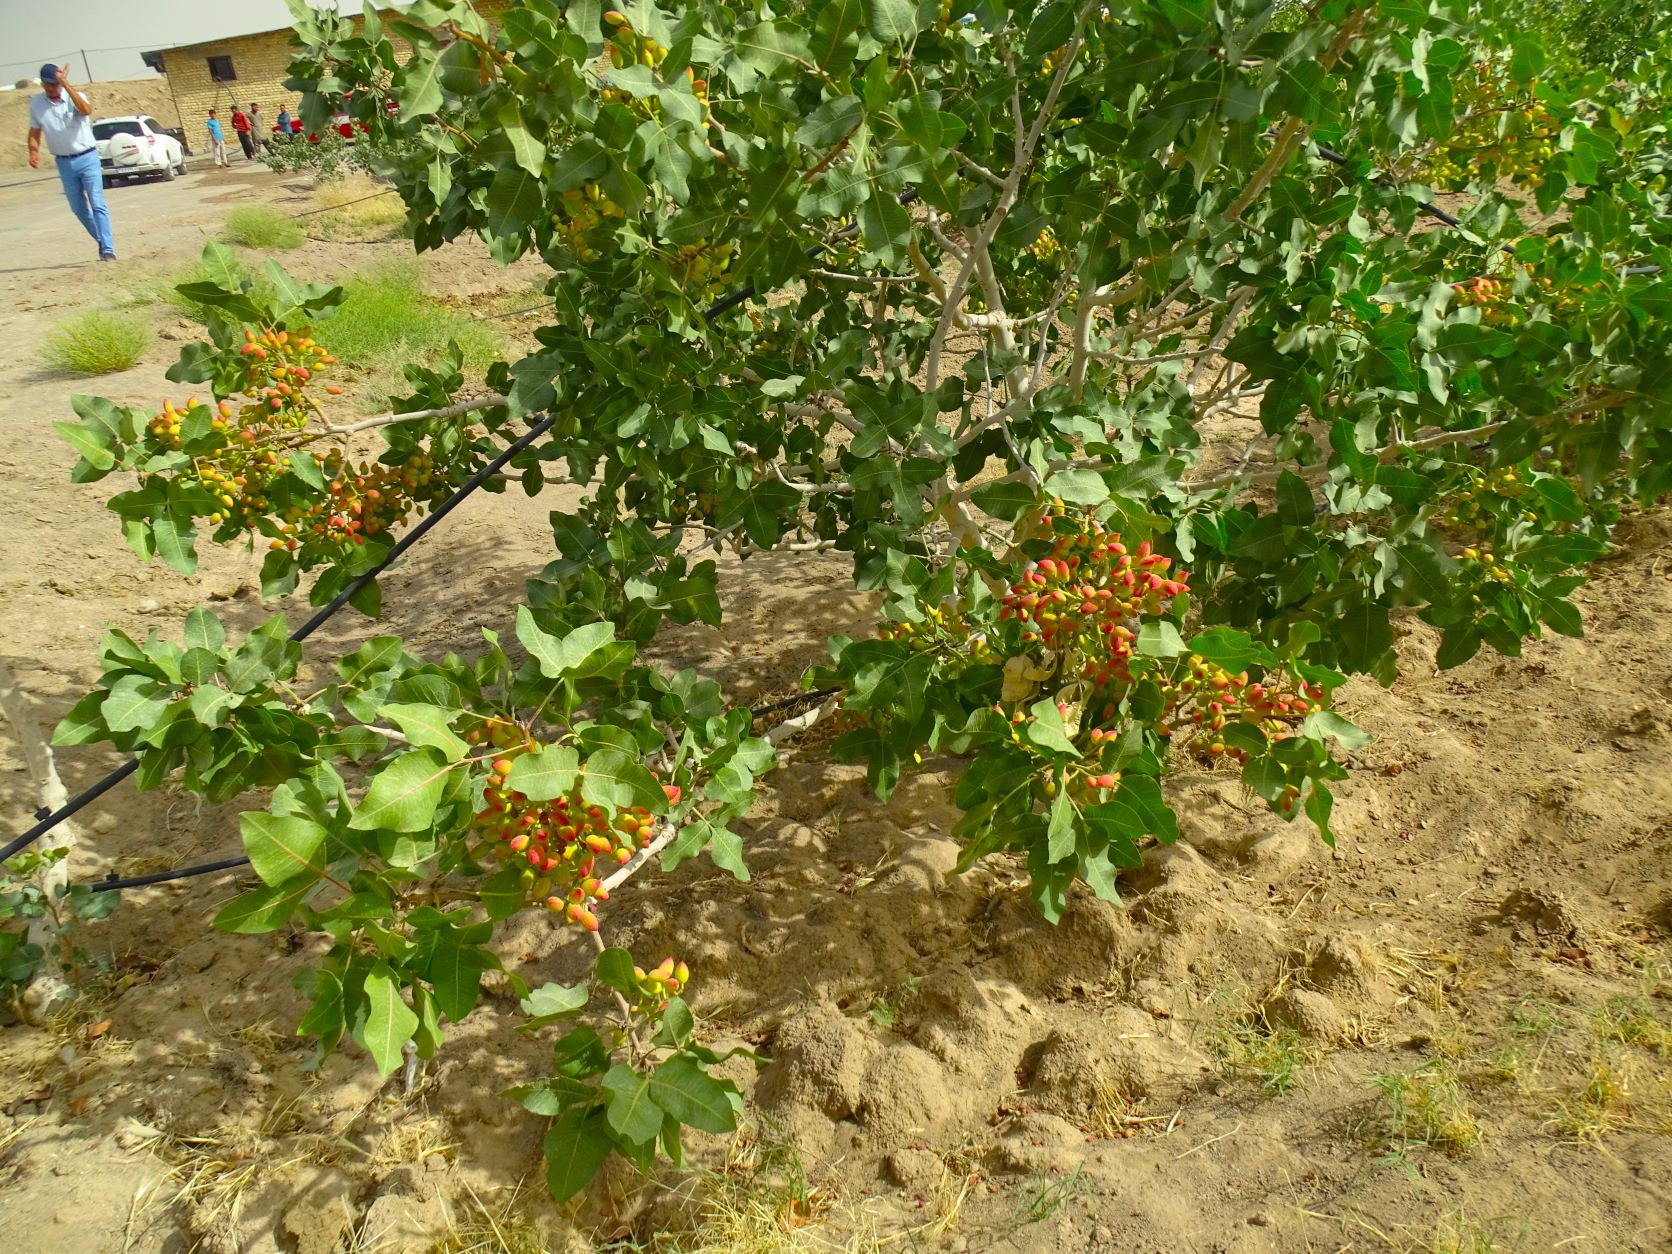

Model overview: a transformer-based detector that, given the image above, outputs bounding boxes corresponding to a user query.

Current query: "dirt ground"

[1,164,1670,1254]
[3,77,184,172]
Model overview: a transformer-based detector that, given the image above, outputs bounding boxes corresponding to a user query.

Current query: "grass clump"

[1370,1060,1481,1156]
[40,310,150,375]
[319,260,502,381]
[310,173,408,242]
[1218,1022,1309,1097]
[223,205,304,250]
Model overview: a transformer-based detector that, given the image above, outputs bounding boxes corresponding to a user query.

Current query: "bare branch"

[927,0,1099,392]
[953,149,1005,187]
[305,392,509,439]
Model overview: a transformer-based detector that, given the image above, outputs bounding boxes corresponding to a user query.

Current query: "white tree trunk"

[0,659,78,1020]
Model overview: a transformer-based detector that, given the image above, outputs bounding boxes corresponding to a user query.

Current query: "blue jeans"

[55,149,115,257]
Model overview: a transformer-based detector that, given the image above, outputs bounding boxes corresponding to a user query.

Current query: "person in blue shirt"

[206,109,228,167]
[275,104,292,139]
[25,63,116,262]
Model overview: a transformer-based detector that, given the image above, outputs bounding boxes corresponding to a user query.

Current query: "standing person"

[205,109,228,166]
[249,103,263,150]
[275,102,291,140]
[231,104,254,160]
[25,63,116,262]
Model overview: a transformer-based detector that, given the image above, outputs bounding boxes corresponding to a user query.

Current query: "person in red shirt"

[230,106,254,160]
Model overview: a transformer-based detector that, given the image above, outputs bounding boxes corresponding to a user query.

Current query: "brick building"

[142,11,410,148]
[142,4,508,150]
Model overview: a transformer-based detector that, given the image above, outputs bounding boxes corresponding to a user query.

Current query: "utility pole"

[80,49,91,82]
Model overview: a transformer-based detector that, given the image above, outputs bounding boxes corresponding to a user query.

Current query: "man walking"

[249,103,264,150]
[206,109,227,166]
[25,63,115,262]
[231,105,254,160]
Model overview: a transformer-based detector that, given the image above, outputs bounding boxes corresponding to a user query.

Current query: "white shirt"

[29,90,95,158]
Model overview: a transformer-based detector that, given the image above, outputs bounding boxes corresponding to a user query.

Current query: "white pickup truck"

[93,116,188,186]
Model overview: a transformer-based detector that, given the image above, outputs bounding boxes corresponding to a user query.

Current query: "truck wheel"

[160,163,176,182]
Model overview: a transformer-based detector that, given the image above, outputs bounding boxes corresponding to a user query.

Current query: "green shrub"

[319,261,502,381]
[39,310,151,375]
[223,205,305,250]
[308,173,407,242]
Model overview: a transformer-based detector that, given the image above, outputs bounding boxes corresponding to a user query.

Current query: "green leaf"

[796,94,863,148]
[380,703,469,762]
[1304,781,1335,846]
[706,823,750,881]
[506,743,581,801]
[1540,597,1584,639]
[240,811,328,887]
[53,691,109,746]
[1136,621,1187,658]
[479,864,529,920]
[54,419,115,471]
[594,947,638,995]
[212,878,316,934]
[179,647,219,687]
[1339,600,1394,673]
[349,749,451,833]
[1275,471,1315,527]
[188,685,236,727]
[499,102,547,176]
[485,165,545,240]
[517,609,617,679]
[360,964,419,1077]
[656,998,694,1047]
[544,1107,614,1202]
[1046,788,1076,863]
[1043,468,1110,506]
[648,1055,737,1134]
[1023,0,1076,61]
[865,0,923,45]
[396,46,446,120]
[579,748,665,811]
[520,981,590,1029]
[1024,700,1079,755]
[1395,543,1455,607]
[601,1064,664,1144]
[1301,710,1371,751]
[970,481,1039,521]
[1187,628,1275,672]
[101,674,171,734]
[151,512,197,576]
[858,191,911,265]
[424,937,495,1022]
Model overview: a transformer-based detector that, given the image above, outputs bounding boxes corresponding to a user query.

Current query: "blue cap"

[39,64,60,85]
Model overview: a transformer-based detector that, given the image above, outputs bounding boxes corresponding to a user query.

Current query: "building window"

[207,55,236,82]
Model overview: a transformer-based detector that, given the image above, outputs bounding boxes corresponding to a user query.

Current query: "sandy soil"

[0,166,1670,1254]
[3,77,184,172]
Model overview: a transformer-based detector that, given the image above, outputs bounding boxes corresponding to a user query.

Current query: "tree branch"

[926,0,1099,392]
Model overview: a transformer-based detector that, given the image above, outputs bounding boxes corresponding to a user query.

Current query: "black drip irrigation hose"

[88,685,849,894]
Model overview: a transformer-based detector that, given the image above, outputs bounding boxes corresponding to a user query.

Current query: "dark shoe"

[99,252,117,262]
